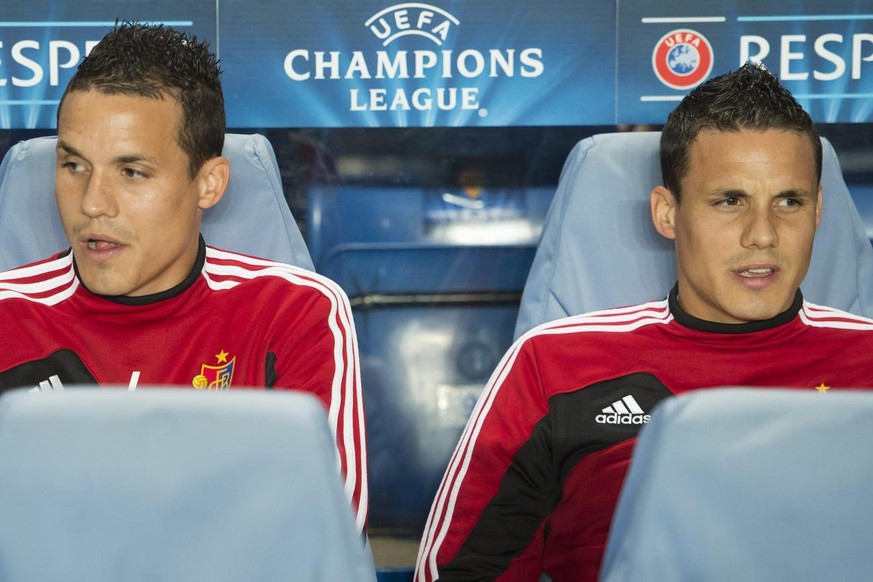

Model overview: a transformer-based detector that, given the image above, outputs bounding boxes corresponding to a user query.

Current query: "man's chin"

[729,298,795,323]
[78,273,129,297]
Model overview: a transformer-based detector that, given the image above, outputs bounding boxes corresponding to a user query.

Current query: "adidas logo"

[28,374,65,393]
[595,395,651,425]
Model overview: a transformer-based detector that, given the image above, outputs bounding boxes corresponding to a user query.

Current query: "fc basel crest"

[192,350,236,391]
[652,29,713,90]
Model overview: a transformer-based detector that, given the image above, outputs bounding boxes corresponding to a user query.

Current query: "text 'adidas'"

[595,394,651,425]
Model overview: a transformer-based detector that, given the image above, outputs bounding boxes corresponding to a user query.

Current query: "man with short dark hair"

[0,23,367,530]
[415,63,873,581]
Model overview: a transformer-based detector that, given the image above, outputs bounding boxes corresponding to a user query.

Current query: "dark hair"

[59,22,224,178]
[660,62,821,200]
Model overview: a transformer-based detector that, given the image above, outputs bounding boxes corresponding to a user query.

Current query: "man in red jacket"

[416,63,873,581]
[0,23,367,531]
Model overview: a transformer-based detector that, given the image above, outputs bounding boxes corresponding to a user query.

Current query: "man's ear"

[815,183,823,230]
[196,156,230,210]
[651,185,678,240]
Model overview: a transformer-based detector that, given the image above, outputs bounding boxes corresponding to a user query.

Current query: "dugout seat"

[514,132,873,337]
[308,183,552,535]
[599,388,873,581]
[0,133,313,271]
[0,388,375,581]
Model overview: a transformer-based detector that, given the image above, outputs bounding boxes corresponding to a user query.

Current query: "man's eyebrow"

[776,188,815,198]
[56,140,82,158]
[711,188,748,197]
[114,154,156,165]
[56,141,156,166]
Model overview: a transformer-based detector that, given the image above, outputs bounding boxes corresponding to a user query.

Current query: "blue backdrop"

[2,0,872,128]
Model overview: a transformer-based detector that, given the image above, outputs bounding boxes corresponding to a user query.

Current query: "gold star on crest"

[215,350,230,364]
[814,382,830,393]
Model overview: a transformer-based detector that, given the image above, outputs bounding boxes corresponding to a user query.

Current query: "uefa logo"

[652,29,713,90]
[365,3,459,46]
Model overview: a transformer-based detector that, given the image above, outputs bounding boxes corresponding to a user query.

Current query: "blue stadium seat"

[515,132,873,337]
[849,183,873,240]
[0,389,375,582]
[600,388,873,581]
[308,183,552,533]
[0,133,313,271]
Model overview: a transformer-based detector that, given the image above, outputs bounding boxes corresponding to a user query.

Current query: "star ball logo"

[652,29,713,90]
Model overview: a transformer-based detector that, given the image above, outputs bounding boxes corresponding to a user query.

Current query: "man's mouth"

[87,239,119,251]
[81,236,124,257]
[738,268,775,278]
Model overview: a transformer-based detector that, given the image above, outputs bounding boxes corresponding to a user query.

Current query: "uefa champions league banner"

[1,0,615,129]
[619,0,873,124]
[0,2,215,129]
[2,0,873,129]
[218,0,614,127]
